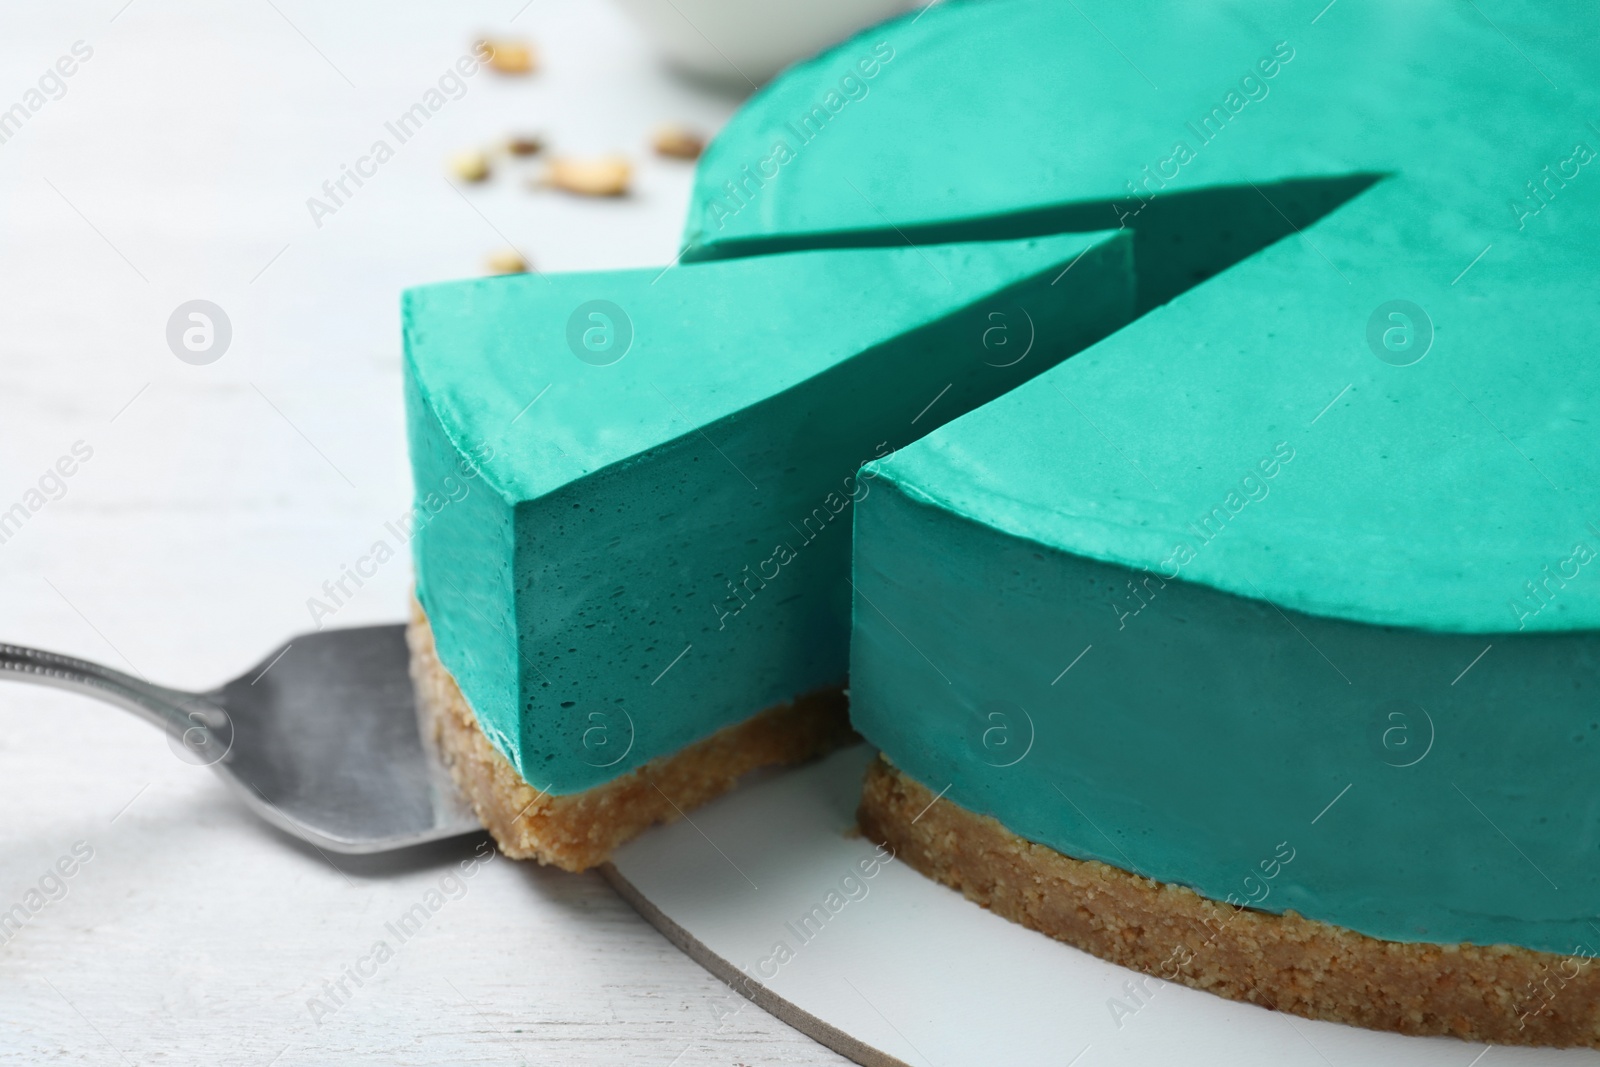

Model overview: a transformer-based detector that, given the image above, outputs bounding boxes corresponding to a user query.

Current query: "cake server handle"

[0,641,226,746]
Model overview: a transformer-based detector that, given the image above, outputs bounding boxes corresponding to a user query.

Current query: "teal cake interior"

[404,234,1133,793]
[684,0,1599,955]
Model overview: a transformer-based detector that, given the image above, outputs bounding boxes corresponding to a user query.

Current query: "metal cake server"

[0,624,482,853]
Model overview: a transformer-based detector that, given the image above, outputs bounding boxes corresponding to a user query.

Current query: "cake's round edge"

[406,597,856,872]
[855,755,1600,1048]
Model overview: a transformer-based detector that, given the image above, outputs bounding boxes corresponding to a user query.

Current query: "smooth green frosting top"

[690,0,1600,634]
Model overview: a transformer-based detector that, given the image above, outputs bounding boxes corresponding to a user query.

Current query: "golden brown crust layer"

[857,755,1600,1048]
[407,600,855,872]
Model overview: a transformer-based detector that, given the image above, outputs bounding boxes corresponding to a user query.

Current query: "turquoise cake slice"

[684,0,1600,1048]
[403,232,1132,869]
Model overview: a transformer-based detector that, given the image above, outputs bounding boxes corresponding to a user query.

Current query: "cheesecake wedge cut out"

[403,232,1132,866]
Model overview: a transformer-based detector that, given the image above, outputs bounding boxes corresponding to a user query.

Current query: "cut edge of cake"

[407,597,856,870]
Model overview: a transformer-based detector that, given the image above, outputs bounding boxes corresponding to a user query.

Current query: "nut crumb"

[539,156,632,197]
[485,250,528,275]
[652,124,705,160]
[478,38,536,75]
[504,134,544,157]
[449,150,491,182]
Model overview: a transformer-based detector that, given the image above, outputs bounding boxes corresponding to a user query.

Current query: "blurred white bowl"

[612,0,914,85]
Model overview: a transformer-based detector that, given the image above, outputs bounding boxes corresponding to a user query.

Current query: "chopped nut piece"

[504,134,544,157]
[449,150,491,182]
[540,156,632,197]
[485,250,529,274]
[652,124,705,160]
[478,39,537,75]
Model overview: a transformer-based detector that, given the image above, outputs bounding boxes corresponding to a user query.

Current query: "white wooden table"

[0,2,849,1062]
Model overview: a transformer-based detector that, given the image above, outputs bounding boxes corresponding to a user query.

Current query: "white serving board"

[608,745,1597,1067]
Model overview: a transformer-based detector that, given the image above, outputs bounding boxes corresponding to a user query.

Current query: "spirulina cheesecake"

[688,0,1600,1048]
[403,234,1132,870]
